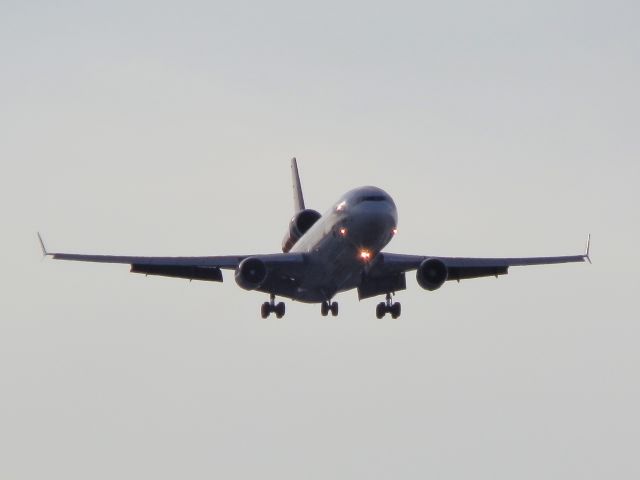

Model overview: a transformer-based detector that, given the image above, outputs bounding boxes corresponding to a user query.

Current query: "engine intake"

[416,258,448,291]
[282,209,322,252]
[235,257,268,290]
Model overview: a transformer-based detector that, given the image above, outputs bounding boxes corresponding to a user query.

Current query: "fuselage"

[289,186,398,302]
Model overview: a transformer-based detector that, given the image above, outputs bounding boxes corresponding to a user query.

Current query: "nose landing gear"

[321,301,339,317]
[376,293,401,319]
[261,294,285,319]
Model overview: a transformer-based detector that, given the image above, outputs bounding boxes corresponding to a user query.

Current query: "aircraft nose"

[350,205,397,245]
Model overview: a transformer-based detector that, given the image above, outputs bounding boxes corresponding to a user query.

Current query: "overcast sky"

[1,0,639,478]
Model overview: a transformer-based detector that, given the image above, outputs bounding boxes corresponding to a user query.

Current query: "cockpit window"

[358,195,387,202]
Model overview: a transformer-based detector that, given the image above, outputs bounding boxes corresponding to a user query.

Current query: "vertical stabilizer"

[291,157,305,212]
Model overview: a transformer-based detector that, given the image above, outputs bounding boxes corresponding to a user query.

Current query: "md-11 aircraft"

[39,159,590,318]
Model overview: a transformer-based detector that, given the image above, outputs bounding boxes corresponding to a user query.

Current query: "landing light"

[339,227,348,237]
[392,228,398,235]
[359,249,372,261]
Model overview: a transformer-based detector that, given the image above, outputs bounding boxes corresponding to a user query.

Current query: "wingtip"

[37,232,49,258]
[584,233,592,264]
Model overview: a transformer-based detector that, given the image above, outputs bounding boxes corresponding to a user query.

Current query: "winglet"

[37,232,49,258]
[584,234,592,264]
[291,157,306,212]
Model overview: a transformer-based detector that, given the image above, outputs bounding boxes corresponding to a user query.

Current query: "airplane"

[38,158,590,319]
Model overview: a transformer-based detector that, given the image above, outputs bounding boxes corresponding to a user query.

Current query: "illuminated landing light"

[339,227,348,237]
[359,249,372,261]
[392,228,398,235]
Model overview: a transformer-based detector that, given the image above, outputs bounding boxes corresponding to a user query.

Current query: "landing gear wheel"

[261,295,285,319]
[330,302,339,317]
[376,293,402,319]
[321,302,329,317]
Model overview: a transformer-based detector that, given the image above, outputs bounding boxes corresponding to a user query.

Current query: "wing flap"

[358,273,407,300]
[447,265,509,281]
[130,264,223,282]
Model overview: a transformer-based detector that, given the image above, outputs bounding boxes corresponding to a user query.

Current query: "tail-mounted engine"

[235,257,268,290]
[282,209,322,252]
[416,258,448,291]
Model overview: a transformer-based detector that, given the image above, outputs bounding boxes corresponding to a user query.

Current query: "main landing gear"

[376,293,401,319]
[261,294,285,319]
[321,300,339,317]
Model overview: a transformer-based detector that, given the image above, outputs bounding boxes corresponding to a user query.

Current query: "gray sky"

[1,0,639,478]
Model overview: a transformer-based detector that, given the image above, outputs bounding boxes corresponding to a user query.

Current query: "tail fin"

[291,157,305,212]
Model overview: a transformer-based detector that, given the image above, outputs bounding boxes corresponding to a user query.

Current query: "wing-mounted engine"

[235,257,269,290]
[282,209,321,252]
[416,258,448,291]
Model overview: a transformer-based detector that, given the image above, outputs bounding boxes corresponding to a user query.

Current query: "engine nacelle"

[282,209,322,252]
[416,258,448,291]
[235,257,268,290]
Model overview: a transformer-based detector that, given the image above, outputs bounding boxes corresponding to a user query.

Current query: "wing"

[362,236,590,296]
[38,234,305,283]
